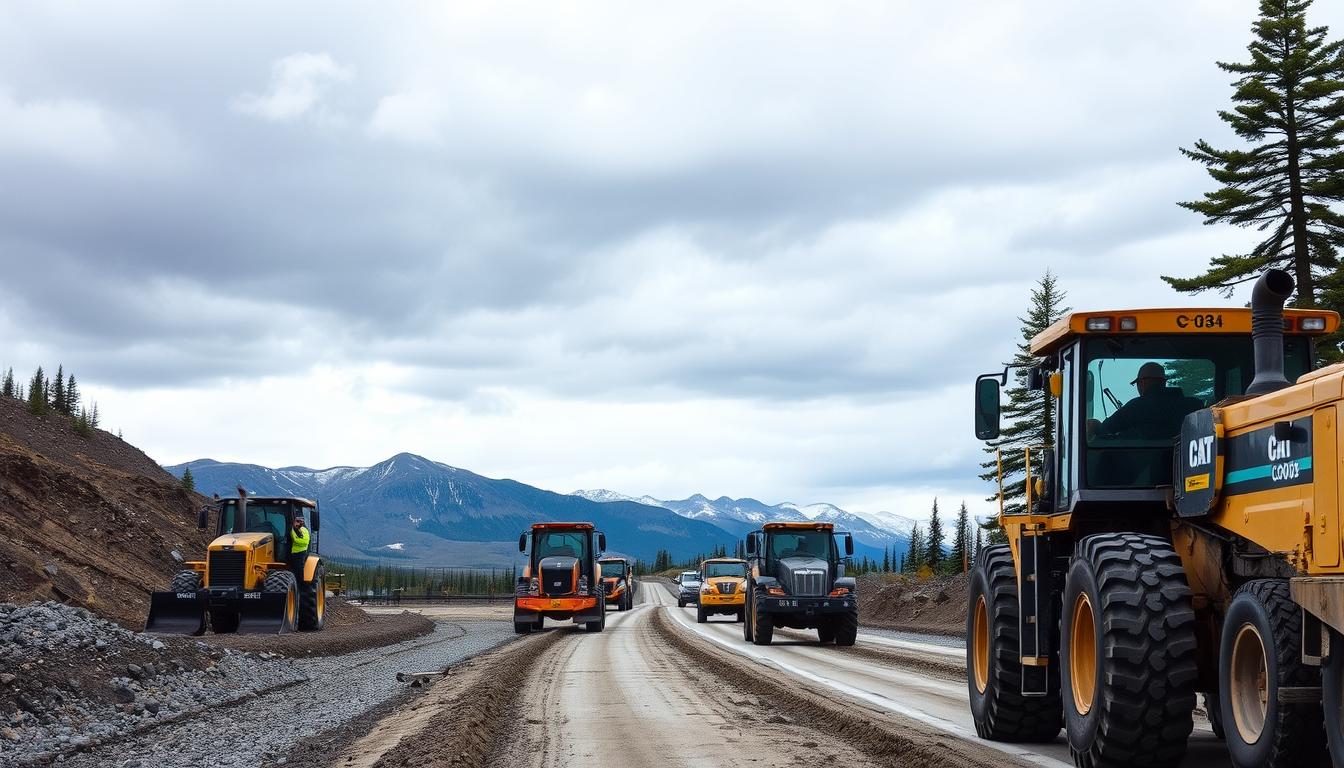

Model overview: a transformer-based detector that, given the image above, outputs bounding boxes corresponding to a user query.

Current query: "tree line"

[982,0,1344,528]
[331,562,520,596]
[1,364,101,437]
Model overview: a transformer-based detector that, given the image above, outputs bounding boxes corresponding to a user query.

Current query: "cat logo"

[1188,435,1214,467]
[1268,434,1292,461]
[552,581,562,588]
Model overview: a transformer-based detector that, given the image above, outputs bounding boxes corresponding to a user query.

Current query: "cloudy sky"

[3,1,1340,523]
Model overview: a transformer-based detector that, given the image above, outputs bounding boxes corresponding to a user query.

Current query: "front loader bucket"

[145,591,207,635]
[236,593,294,634]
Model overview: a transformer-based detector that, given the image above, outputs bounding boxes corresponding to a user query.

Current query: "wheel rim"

[286,589,296,625]
[316,577,326,620]
[1230,623,1269,744]
[1070,592,1097,716]
[973,594,990,694]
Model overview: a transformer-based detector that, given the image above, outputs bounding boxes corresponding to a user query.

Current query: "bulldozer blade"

[145,591,207,635]
[236,593,294,634]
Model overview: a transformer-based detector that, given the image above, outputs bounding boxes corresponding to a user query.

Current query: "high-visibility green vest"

[291,525,310,553]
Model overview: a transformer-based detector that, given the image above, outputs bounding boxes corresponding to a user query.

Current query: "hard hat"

[1131,362,1166,385]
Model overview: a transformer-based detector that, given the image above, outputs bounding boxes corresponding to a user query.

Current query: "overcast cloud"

[3,1,1340,523]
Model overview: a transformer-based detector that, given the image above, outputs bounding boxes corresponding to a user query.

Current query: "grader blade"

[145,591,206,634]
[236,593,293,634]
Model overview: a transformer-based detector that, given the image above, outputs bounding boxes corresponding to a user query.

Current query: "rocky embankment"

[0,602,305,766]
[857,572,969,636]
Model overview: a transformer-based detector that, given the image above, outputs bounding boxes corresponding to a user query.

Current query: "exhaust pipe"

[1246,269,1296,396]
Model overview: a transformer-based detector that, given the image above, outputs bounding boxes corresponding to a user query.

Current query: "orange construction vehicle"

[599,556,636,611]
[514,522,607,634]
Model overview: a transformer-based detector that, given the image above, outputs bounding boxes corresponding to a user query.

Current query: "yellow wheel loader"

[146,489,327,635]
[970,269,1344,768]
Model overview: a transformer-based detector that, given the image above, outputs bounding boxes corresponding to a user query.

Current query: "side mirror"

[1027,367,1045,391]
[975,376,1002,440]
[844,534,854,557]
[518,533,527,553]
[311,507,321,532]
[598,532,607,552]
[744,535,757,557]
[196,506,210,530]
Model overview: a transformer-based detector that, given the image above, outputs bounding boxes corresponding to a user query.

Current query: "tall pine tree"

[51,365,66,415]
[905,524,923,573]
[27,367,47,416]
[1168,0,1344,359]
[925,498,945,571]
[949,501,972,574]
[1,368,12,399]
[65,374,79,414]
[979,271,1069,541]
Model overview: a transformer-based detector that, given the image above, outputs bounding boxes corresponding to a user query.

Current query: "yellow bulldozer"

[146,488,327,634]
[970,269,1344,768]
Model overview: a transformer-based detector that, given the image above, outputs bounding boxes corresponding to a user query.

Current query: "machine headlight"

[578,575,589,594]
[529,577,539,596]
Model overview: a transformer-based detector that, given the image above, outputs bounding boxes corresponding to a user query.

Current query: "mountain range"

[167,454,912,568]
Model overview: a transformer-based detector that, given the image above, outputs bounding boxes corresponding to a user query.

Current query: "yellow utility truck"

[146,490,326,634]
[695,557,748,623]
[970,269,1344,768]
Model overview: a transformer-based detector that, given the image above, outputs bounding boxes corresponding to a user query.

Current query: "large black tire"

[298,562,326,631]
[834,610,858,647]
[1061,534,1196,768]
[1323,627,1344,766]
[514,621,533,634]
[168,571,207,636]
[750,592,774,646]
[743,587,754,641]
[584,601,606,633]
[678,598,686,608]
[967,544,1061,743]
[1219,579,1328,768]
[263,569,299,633]
[1203,692,1225,740]
[696,605,708,624]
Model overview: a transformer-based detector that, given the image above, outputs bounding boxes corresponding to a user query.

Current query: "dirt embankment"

[858,572,969,637]
[0,398,212,629]
[203,602,434,657]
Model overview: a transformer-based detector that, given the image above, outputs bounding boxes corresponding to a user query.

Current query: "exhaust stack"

[1246,269,1296,396]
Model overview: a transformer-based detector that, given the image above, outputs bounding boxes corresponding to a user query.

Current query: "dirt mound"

[0,398,211,628]
[0,601,304,766]
[858,572,969,636]
[203,607,433,657]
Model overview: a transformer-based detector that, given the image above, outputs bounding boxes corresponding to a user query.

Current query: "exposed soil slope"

[857,572,969,636]
[0,397,211,628]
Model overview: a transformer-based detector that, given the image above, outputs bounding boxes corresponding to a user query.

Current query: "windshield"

[768,530,835,561]
[703,562,747,578]
[221,501,291,546]
[600,562,626,578]
[534,531,589,560]
[679,572,699,584]
[1083,334,1312,488]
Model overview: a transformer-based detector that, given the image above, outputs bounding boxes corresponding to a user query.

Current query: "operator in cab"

[1092,362,1203,441]
[289,515,311,577]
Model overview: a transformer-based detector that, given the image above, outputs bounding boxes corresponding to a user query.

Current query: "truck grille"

[717,582,738,595]
[540,566,575,596]
[208,551,246,588]
[790,569,826,597]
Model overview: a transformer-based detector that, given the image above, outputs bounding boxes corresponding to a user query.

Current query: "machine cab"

[976,308,1336,517]
[209,495,320,556]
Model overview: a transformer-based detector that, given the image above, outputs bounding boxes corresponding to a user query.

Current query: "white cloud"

[232,52,351,122]
[0,88,184,170]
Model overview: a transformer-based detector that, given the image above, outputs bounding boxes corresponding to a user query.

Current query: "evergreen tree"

[51,365,66,414]
[181,466,196,493]
[925,498,945,571]
[1,367,12,399]
[90,403,100,428]
[905,524,923,573]
[979,271,1069,527]
[1167,0,1344,358]
[882,546,891,573]
[27,367,47,415]
[949,501,972,574]
[65,375,79,414]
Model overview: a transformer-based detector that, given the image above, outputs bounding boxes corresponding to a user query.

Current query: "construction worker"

[288,515,311,580]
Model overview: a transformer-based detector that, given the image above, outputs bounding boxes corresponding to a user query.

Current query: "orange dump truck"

[514,522,607,634]
[599,556,636,611]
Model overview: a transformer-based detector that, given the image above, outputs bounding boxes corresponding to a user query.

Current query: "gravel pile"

[0,602,306,766]
[57,620,516,768]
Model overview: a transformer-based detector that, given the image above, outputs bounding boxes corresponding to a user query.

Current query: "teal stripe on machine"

[1226,457,1313,485]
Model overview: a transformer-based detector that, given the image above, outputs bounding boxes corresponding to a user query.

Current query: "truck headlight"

[529,578,539,596]
[578,576,589,594]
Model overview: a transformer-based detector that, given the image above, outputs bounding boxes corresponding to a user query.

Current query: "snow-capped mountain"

[572,489,916,561]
